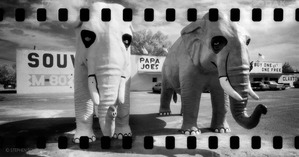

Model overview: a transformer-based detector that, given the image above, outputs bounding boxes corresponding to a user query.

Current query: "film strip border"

[0,7,298,152]
[1,8,299,22]
[0,136,298,150]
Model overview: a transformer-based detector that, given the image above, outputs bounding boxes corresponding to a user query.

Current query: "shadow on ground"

[146,91,160,94]
[0,90,17,94]
[0,90,16,101]
[0,113,218,156]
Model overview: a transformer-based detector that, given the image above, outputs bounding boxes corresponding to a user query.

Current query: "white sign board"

[250,61,282,74]
[17,49,75,94]
[278,74,299,87]
[137,55,165,73]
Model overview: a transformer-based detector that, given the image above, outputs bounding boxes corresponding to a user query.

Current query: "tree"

[282,62,294,73]
[0,64,16,85]
[131,30,172,56]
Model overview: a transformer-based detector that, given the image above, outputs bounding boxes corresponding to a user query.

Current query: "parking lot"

[0,88,298,156]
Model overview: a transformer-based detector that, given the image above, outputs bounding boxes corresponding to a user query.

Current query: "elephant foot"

[211,121,231,133]
[113,125,132,139]
[113,133,132,139]
[212,127,231,133]
[159,111,171,116]
[73,136,96,144]
[159,109,171,116]
[180,126,201,135]
[73,130,96,143]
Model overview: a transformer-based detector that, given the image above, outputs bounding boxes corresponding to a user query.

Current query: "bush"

[0,64,16,85]
[282,62,294,73]
[131,30,172,56]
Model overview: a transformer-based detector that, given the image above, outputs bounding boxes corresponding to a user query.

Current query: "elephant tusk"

[248,82,259,100]
[88,75,100,105]
[94,105,99,117]
[118,76,126,104]
[219,77,244,101]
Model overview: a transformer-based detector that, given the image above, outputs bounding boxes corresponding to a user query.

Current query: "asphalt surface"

[0,88,298,156]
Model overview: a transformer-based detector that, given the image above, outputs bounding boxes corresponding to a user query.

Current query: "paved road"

[0,88,298,156]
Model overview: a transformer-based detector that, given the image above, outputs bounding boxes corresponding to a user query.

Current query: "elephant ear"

[181,20,204,35]
[180,19,206,66]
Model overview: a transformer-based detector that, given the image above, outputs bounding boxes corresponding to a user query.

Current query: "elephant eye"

[81,30,96,48]
[122,34,132,49]
[246,38,251,45]
[211,36,227,54]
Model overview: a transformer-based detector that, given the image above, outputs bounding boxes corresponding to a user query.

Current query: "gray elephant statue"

[159,12,267,135]
[73,2,133,143]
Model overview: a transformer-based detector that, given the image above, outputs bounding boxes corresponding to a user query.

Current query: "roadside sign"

[16,49,75,94]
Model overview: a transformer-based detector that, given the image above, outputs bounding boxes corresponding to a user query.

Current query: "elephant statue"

[159,12,267,135]
[73,2,133,143]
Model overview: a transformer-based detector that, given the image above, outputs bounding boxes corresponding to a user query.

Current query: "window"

[152,77,157,82]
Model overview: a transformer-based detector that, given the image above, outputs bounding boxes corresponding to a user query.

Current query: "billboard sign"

[137,55,165,73]
[278,74,299,87]
[250,61,282,74]
[17,49,75,94]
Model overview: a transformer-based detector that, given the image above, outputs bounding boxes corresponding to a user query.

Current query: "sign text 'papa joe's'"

[137,56,165,73]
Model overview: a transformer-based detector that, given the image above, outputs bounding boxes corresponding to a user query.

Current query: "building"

[130,55,165,91]
[16,49,298,94]
[250,60,299,87]
[16,49,165,93]
[250,61,283,82]
[278,73,299,87]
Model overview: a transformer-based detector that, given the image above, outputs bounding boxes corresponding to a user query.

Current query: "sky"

[0,0,299,70]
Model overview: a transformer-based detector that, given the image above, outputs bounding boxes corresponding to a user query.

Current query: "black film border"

[0,8,298,22]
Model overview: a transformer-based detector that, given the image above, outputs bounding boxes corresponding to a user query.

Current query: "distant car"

[152,82,162,93]
[283,83,290,89]
[3,83,16,89]
[250,81,269,91]
[293,79,299,88]
[264,81,285,90]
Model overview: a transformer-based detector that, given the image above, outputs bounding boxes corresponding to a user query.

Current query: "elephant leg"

[180,78,201,135]
[180,103,184,116]
[114,78,132,139]
[210,76,231,133]
[74,64,96,143]
[159,79,173,116]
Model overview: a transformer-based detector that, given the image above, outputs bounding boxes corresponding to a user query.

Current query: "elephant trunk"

[88,68,126,137]
[227,69,267,129]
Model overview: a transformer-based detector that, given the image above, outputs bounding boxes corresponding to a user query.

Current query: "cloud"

[0,0,41,18]
[0,39,19,62]
[128,0,299,69]
[43,0,138,24]
[44,0,86,23]
[0,19,76,47]
[235,6,299,70]
[10,29,25,35]
[0,0,299,70]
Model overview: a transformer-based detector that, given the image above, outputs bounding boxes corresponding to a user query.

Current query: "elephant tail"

[173,91,177,103]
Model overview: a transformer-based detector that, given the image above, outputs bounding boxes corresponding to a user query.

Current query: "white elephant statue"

[73,2,133,143]
[159,12,267,135]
